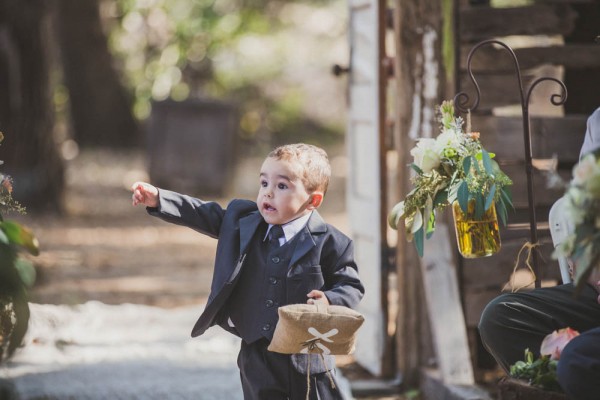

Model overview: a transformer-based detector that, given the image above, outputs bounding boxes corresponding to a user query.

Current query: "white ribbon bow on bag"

[300,327,339,355]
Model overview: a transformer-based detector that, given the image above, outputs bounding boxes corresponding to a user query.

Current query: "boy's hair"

[268,143,331,194]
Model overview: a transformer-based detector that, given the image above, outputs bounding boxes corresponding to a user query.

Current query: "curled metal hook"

[453,39,524,113]
[525,77,568,108]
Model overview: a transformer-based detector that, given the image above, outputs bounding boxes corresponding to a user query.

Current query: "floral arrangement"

[554,148,600,288]
[388,101,513,257]
[0,132,38,363]
[510,327,579,392]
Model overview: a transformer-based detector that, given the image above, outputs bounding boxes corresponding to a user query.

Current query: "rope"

[302,339,336,400]
[503,241,540,292]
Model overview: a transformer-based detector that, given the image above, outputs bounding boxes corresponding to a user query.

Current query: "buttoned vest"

[227,225,299,343]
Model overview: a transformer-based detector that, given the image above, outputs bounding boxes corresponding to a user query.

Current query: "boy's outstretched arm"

[131,181,159,207]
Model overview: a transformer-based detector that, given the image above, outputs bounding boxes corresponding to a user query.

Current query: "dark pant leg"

[557,327,600,400]
[478,283,600,372]
[237,339,344,400]
[238,339,289,400]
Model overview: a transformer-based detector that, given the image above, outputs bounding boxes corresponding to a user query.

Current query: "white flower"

[435,129,462,154]
[572,154,600,185]
[411,138,440,173]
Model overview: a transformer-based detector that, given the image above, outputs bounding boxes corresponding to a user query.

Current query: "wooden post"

[420,221,474,385]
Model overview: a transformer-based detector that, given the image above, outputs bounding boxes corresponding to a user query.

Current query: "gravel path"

[0,302,353,399]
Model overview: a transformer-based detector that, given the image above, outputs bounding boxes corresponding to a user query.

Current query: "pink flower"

[540,327,580,360]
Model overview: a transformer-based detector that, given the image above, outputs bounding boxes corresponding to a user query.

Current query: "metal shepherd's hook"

[453,39,567,288]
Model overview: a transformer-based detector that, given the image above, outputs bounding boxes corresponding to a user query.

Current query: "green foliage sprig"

[510,349,562,393]
[0,132,38,362]
[388,101,513,257]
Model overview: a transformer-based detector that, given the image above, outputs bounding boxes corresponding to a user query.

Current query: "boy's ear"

[308,192,323,209]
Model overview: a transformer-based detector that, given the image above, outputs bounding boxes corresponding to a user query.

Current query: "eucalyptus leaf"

[433,190,448,208]
[414,226,424,257]
[481,149,493,175]
[500,187,514,210]
[475,194,485,220]
[457,181,469,213]
[410,163,423,175]
[496,198,508,226]
[462,157,472,177]
[485,184,496,211]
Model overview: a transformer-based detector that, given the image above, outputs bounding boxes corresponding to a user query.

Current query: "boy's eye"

[260,180,268,187]
[277,183,288,190]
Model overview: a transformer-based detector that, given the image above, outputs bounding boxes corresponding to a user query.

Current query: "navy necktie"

[269,225,284,248]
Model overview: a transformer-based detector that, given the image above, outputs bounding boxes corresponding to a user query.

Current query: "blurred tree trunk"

[55,0,140,148]
[0,0,64,212]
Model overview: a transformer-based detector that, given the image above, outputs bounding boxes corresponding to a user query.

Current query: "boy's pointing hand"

[131,182,159,207]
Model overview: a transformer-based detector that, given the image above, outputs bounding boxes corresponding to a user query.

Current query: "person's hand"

[307,290,329,306]
[131,182,159,207]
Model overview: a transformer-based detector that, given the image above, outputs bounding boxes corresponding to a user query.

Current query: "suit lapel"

[239,211,264,254]
[289,211,327,267]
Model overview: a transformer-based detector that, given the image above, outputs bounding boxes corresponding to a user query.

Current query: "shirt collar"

[264,212,312,244]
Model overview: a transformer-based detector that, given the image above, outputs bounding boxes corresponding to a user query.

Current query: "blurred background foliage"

[0,0,349,211]
[105,0,348,152]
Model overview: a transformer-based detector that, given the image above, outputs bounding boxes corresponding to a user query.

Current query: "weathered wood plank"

[458,73,536,110]
[420,222,475,385]
[460,239,561,290]
[473,115,587,161]
[459,45,600,72]
[460,5,577,42]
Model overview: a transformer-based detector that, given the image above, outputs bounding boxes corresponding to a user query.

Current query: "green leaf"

[496,198,508,226]
[475,194,485,219]
[432,190,448,208]
[500,187,514,210]
[481,149,493,175]
[414,226,424,257]
[485,184,496,211]
[14,258,36,288]
[462,157,472,177]
[0,228,8,245]
[457,181,470,213]
[0,221,39,256]
[410,163,423,175]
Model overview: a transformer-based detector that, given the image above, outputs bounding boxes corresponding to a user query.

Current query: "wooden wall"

[455,0,600,373]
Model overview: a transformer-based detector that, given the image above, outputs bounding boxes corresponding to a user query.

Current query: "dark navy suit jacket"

[147,189,365,370]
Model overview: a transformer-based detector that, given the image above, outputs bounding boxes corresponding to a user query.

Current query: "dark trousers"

[557,327,600,400]
[237,339,344,400]
[478,283,600,373]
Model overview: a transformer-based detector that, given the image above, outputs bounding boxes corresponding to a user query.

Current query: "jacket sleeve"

[323,239,365,310]
[146,188,226,238]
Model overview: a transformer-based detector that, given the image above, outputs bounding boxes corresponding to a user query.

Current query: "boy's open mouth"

[263,202,277,212]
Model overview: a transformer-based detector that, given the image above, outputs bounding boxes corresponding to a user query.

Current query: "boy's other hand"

[307,290,329,306]
[131,182,159,207]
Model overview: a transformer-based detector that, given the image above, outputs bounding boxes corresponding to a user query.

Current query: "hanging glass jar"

[452,200,501,258]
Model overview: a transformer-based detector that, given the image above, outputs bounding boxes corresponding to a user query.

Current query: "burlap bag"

[267,303,364,355]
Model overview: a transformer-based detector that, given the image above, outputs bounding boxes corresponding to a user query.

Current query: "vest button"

[262,323,271,331]
[271,256,281,264]
[265,299,274,308]
[269,277,278,284]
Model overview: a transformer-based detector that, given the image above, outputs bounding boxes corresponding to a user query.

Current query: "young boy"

[132,143,364,400]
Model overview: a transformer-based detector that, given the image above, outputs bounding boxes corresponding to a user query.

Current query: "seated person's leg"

[478,284,600,372]
[557,327,600,400]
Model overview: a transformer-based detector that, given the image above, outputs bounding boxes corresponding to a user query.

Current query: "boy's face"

[257,157,320,225]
